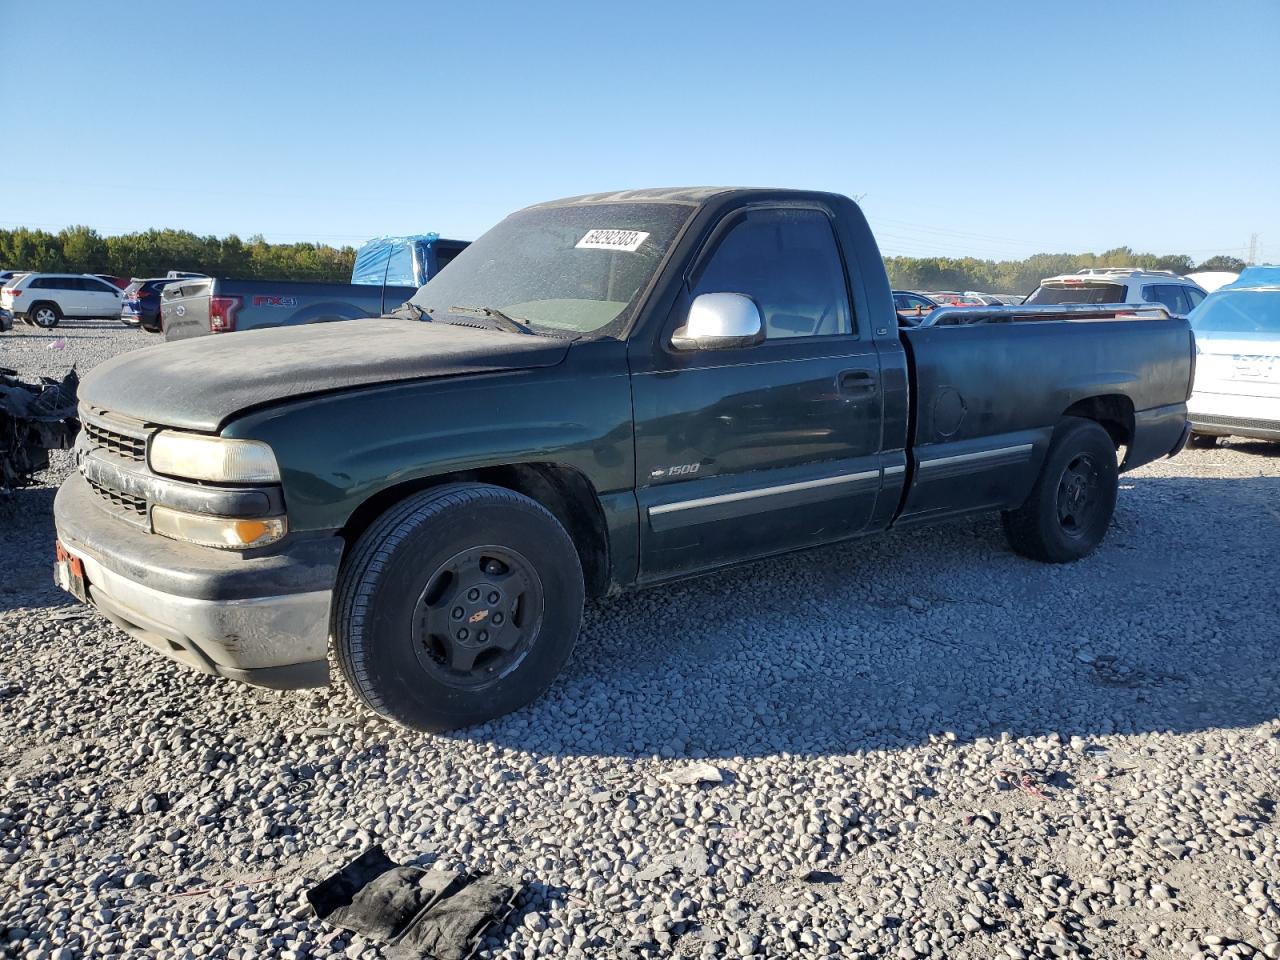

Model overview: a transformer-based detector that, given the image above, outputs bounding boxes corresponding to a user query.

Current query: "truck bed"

[162,277,417,341]
[895,316,1194,525]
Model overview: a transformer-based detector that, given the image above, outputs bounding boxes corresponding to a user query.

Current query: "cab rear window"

[1025,283,1125,305]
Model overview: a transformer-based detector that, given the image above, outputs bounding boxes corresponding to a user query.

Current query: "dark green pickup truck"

[53,188,1195,731]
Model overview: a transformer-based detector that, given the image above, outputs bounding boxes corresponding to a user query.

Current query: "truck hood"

[81,318,572,432]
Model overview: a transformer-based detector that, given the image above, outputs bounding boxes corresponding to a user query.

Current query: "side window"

[691,208,852,339]
[1185,287,1206,308]
[28,277,49,289]
[1142,284,1182,312]
[63,278,86,291]
[86,278,116,293]
[1171,285,1191,314]
[1155,284,1191,314]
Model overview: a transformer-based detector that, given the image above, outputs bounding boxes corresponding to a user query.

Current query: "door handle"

[838,370,878,395]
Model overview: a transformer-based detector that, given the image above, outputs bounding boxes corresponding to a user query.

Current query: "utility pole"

[1247,233,1258,265]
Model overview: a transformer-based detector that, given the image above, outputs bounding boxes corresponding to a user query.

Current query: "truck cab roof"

[525,186,856,209]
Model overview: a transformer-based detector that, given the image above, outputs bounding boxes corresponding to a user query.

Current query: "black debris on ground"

[308,844,521,960]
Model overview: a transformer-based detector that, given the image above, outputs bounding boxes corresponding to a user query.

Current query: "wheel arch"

[1061,394,1134,450]
[338,462,612,598]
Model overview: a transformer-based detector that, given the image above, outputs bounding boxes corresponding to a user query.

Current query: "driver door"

[630,205,886,581]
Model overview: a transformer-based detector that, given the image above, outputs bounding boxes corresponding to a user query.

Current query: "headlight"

[149,431,280,483]
[152,506,286,549]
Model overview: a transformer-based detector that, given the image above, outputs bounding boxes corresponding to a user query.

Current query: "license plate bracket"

[54,541,88,603]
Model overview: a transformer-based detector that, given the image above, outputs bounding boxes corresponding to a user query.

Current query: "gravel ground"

[2,319,1279,960]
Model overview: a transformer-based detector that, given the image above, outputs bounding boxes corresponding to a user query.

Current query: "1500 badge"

[650,463,701,480]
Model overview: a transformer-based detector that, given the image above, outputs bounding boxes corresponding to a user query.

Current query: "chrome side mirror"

[670,292,765,351]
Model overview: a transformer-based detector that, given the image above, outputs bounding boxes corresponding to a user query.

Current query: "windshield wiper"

[385,302,434,322]
[447,305,535,335]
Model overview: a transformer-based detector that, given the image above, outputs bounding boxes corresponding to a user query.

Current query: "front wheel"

[30,303,61,328]
[1002,418,1119,564]
[334,483,584,732]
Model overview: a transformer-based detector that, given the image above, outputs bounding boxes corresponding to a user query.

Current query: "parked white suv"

[1024,268,1207,316]
[0,273,124,328]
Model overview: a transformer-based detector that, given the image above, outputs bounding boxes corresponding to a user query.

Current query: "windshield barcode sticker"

[576,229,650,252]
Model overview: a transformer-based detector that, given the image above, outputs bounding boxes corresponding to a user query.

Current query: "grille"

[83,419,147,462]
[86,476,148,519]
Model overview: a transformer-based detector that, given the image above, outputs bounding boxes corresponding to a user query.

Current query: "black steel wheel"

[1002,417,1118,563]
[411,545,545,689]
[334,483,584,732]
[1055,452,1102,538]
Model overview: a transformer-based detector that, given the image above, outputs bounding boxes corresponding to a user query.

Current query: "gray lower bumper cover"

[54,474,342,689]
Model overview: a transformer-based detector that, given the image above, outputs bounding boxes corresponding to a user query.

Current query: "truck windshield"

[1025,283,1126,305]
[409,202,694,338]
[1190,289,1280,334]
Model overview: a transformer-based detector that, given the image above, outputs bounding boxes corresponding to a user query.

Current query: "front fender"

[222,353,634,535]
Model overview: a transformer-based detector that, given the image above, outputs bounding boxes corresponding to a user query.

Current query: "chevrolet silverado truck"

[160,234,469,340]
[53,188,1195,732]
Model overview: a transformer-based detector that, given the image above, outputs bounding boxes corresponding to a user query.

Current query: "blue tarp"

[1222,265,1280,290]
[351,234,440,287]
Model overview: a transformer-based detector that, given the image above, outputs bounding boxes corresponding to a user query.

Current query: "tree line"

[0,225,1248,293]
[0,226,357,283]
[886,249,1246,295]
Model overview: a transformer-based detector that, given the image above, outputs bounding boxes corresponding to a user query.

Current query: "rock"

[659,764,724,787]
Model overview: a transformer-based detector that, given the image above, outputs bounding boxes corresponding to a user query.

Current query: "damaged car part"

[0,367,78,492]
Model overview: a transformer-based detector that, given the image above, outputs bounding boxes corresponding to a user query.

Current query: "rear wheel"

[1002,418,1119,564]
[30,302,61,328]
[334,483,584,732]
[1187,433,1220,448]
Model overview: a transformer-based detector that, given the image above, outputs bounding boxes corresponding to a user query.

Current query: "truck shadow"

[0,485,69,611]
[1217,439,1280,458]
[463,473,1280,759]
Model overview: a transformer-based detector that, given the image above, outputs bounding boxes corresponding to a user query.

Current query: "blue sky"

[4,0,1277,262]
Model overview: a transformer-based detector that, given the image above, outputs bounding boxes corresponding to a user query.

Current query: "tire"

[334,483,585,732]
[29,302,61,328]
[1002,417,1119,564]
[1187,433,1220,448]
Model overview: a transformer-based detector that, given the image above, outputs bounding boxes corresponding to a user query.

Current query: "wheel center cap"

[449,579,508,645]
